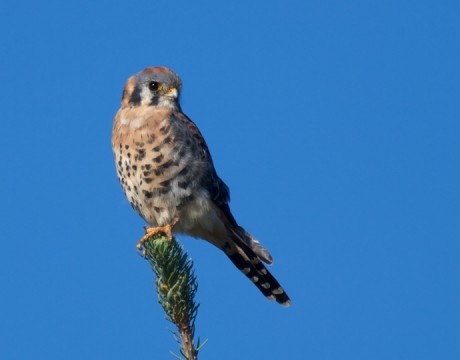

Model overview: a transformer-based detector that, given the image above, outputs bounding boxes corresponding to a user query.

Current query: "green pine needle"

[142,232,204,360]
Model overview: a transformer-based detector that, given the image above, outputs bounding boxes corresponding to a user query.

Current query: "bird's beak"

[166,87,178,99]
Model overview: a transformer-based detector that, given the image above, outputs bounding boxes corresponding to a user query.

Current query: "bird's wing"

[172,112,234,217]
[172,111,289,305]
[172,111,273,263]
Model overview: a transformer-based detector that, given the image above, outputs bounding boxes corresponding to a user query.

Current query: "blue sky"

[0,0,459,359]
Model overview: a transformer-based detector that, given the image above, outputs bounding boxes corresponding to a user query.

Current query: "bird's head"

[121,66,182,109]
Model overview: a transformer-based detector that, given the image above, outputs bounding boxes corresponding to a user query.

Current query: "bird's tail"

[208,204,291,306]
[222,238,291,306]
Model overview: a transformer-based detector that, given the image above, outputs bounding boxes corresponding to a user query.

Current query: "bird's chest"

[113,113,201,226]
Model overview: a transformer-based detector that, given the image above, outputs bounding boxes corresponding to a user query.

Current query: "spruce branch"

[142,232,205,360]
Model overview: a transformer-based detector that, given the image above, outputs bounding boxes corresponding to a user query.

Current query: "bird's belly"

[115,141,205,228]
[118,156,224,241]
[118,165,193,226]
[174,193,228,242]
[113,113,213,233]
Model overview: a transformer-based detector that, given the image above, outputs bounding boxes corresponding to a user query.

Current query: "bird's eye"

[148,81,160,91]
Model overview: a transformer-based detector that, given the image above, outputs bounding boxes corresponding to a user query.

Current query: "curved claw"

[136,224,174,256]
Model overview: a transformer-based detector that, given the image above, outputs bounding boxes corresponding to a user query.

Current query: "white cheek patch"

[139,86,177,109]
[158,97,177,109]
[140,87,152,106]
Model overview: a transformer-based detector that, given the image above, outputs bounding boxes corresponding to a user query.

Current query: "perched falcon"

[112,67,290,306]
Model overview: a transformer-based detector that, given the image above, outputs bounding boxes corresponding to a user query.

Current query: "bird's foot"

[136,224,174,256]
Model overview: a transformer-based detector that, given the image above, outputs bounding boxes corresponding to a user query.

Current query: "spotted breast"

[113,105,214,231]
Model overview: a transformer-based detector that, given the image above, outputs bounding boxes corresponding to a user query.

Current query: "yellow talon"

[136,224,174,255]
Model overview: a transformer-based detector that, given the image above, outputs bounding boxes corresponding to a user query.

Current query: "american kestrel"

[112,67,290,306]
